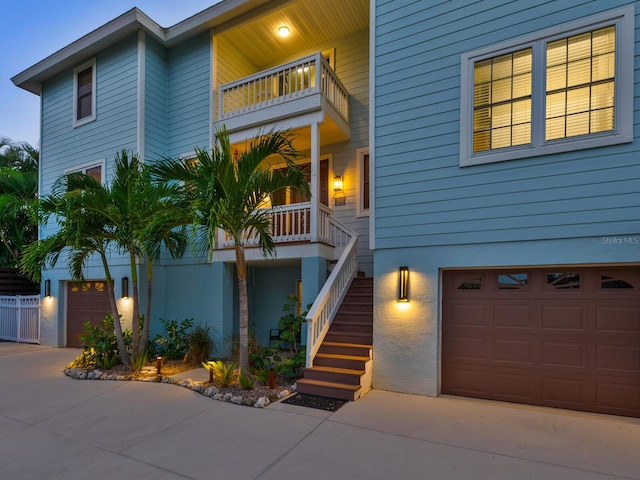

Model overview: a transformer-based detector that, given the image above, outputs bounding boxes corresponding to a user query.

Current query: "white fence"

[0,295,40,344]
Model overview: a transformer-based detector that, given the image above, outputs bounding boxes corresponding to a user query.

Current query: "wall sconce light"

[398,266,409,301]
[277,25,290,37]
[333,175,346,206]
[44,279,51,297]
[333,175,343,192]
[121,277,129,299]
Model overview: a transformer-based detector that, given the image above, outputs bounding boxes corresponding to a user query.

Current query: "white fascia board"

[11,8,166,95]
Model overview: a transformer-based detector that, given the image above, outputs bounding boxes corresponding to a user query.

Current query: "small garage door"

[67,281,111,347]
[442,267,640,417]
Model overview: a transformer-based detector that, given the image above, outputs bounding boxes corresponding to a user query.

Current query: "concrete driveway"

[1,342,638,480]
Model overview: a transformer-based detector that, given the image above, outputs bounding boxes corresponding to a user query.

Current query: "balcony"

[218,53,350,139]
[216,203,352,257]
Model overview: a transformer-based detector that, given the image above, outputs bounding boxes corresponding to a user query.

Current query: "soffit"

[217,0,369,68]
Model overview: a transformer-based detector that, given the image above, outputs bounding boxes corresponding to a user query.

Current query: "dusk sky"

[2,1,222,148]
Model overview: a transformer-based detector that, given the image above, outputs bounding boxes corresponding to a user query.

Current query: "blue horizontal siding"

[374,0,640,250]
[167,32,211,157]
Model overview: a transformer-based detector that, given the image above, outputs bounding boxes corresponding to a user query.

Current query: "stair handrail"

[305,221,359,367]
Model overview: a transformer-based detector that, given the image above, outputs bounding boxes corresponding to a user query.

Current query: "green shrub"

[131,351,149,373]
[186,323,214,364]
[71,313,129,369]
[278,346,306,381]
[152,318,193,360]
[277,295,310,354]
[250,347,281,383]
[202,360,236,387]
[238,368,255,390]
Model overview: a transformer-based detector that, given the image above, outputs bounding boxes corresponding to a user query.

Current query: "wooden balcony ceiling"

[220,0,369,69]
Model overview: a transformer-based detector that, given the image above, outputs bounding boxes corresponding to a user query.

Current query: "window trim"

[460,6,634,167]
[356,147,370,217]
[65,159,105,184]
[73,59,96,128]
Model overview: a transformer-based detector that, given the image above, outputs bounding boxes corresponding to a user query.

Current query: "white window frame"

[73,58,96,128]
[356,147,370,217]
[65,159,105,184]
[460,6,634,167]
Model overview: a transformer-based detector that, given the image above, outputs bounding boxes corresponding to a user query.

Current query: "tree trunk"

[130,251,140,357]
[236,244,250,372]
[101,252,130,365]
[140,257,152,355]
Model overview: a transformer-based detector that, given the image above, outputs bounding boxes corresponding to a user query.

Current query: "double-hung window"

[73,59,96,127]
[460,6,633,166]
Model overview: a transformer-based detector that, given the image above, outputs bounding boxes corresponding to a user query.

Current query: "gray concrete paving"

[1,342,639,480]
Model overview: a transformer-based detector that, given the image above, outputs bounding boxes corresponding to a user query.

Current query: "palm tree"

[0,139,39,268]
[20,172,130,363]
[20,151,188,365]
[153,127,310,372]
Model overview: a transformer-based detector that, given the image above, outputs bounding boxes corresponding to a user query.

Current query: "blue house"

[12,0,640,416]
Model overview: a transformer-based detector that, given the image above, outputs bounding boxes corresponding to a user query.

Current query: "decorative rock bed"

[64,367,296,408]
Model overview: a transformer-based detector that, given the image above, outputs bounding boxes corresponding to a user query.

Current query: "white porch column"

[310,121,319,242]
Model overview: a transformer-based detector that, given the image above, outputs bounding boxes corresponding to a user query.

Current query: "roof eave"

[11,8,167,95]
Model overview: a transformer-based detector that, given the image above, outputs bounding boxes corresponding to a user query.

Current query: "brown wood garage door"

[67,281,111,347]
[442,267,640,417]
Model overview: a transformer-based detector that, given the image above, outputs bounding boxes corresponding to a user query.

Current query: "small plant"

[94,352,119,370]
[185,323,214,364]
[250,347,281,383]
[202,360,236,387]
[152,318,194,360]
[73,314,127,369]
[238,368,255,390]
[277,295,310,354]
[131,351,149,373]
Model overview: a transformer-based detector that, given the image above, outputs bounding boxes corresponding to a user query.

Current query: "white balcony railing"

[217,202,341,249]
[219,53,349,123]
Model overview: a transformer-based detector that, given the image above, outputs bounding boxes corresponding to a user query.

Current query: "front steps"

[297,277,373,401]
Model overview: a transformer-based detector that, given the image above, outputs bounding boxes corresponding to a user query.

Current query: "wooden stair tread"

[297,378,360,392]
[322,341,372,349]
[307,365,365,376]
[315,353,370,361]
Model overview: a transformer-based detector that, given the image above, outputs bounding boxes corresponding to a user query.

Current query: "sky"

[1,1,222,148]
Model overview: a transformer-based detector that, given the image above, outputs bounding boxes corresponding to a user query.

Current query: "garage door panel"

[595,306,640,333]
[541,305,585,331]
[445,303,486,327]
[493,337,536,365]
[596,380,640,413]
[443,267,640,418]
[493,304,533,329]
[542,341,586,368]
[542,376,586,407]
[493,371,535,402]
[444,335,488,362]
[442,366,488,396]
[596,344,640,372]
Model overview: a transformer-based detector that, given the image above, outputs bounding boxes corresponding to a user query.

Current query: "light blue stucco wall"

[372,0,640,395]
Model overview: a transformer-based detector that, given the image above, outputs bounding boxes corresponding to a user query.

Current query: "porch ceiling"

[218,0,369,69]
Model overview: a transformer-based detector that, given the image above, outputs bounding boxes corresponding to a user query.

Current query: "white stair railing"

[305,221,359,367]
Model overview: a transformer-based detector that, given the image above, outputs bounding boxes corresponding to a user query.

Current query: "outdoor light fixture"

[333,175,343,192]
[44,279,51,297]
[277,25,290,37]
[121,277,129,299]
[333,175,346,206]
[398,266,409,302]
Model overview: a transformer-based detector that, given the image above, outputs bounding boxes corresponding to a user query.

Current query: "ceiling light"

[277,25,290,37]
